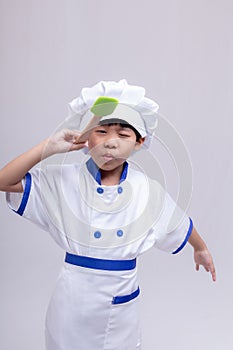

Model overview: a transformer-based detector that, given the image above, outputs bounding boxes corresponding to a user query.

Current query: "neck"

[100,164,124,186]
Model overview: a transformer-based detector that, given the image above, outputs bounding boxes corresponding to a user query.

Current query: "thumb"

[69,141,88,152]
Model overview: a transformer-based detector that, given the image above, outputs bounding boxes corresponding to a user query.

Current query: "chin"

[100,163,118,171]
[101,160,124,171]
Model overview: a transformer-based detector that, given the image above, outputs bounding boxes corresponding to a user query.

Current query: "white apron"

[45,258,141,350]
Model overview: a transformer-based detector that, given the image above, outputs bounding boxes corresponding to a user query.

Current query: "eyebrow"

[118,125,132,131]
[101,124,132,132]
[98,123,132,129]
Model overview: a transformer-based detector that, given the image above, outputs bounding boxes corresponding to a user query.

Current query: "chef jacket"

[6,158,193,350]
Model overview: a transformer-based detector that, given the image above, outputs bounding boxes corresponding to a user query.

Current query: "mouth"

[102,154,115,162]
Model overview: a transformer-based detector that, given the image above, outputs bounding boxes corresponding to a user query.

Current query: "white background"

[1,1,233,349]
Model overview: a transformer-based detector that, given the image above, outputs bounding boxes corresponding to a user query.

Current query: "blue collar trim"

[86,158,128,185]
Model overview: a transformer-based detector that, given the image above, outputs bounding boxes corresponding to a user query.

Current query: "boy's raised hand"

[46,114,103,155]
[47,129,89,155]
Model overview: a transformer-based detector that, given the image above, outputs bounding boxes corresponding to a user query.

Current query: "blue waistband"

[65,253,137,271]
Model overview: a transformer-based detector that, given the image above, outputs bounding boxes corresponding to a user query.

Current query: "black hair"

[98,118,142,141]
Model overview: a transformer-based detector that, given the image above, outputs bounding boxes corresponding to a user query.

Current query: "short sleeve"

[6,168,50,231]
[153,190,193,254]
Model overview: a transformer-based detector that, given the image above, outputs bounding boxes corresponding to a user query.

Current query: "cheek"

[87,136,101,150]
[120,140,136,152]
[88,141,104,155]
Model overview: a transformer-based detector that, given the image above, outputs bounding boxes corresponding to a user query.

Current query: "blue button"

[94,231,101,239]
[118,186,123,194]
[117,230,124,237]
[97,187,104,194]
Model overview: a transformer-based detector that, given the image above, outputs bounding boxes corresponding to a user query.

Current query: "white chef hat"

[66,79,159,148]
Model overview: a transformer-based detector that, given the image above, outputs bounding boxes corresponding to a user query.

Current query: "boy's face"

[87,123,145,171]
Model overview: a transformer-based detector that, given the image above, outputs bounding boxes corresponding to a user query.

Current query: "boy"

[0,80,216,350]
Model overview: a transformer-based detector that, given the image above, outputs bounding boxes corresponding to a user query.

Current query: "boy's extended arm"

[188,226,216,282]
[0,129,86,193]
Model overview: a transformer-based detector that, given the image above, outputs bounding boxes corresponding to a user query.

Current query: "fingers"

[70,141,88,151]
[62,129,87,148]
[195,261,216,282]
[72,128,92,145]
[73,131,89,144]
[209,264,217,282]
[62,129,79,138]
[205,257,216,282]
[64,115,100,145]
[48,129,88,153]
[75,115,101,143]
[69,130,81,143]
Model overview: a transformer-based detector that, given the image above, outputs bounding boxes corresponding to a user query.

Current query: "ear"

[134,137,145,150]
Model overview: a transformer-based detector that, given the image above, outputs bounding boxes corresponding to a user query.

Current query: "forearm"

[0,138,51,192]
[188,226,207,251]
[0,129,87,193]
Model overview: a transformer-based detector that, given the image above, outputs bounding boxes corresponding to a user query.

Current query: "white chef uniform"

[6,157,193,350]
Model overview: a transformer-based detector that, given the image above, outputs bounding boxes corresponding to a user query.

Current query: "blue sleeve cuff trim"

[172,217,193,254]
[16,173,32,216]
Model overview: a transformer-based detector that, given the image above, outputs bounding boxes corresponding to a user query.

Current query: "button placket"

[97,187,104,194]
[117,186,123,194]
[117,230,124,237]
[94,231,101,239]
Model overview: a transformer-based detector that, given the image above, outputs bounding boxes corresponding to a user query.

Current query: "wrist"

[40,138,58,159]
[193,245,208,254]
[188,226,207,252]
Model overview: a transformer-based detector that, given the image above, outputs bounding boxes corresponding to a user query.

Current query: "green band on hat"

[90,96,119,117]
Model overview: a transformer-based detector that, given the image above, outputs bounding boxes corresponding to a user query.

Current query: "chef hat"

[66,79,159,148]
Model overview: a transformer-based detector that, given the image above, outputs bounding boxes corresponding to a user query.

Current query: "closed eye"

[95,129,107,134]
[119,133,130,137]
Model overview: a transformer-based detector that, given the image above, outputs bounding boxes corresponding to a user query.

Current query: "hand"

[74,115,102,144]
[194,249,216,282]
[46,129,88,155]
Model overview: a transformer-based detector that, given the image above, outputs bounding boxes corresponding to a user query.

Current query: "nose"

[104,137,119,149]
